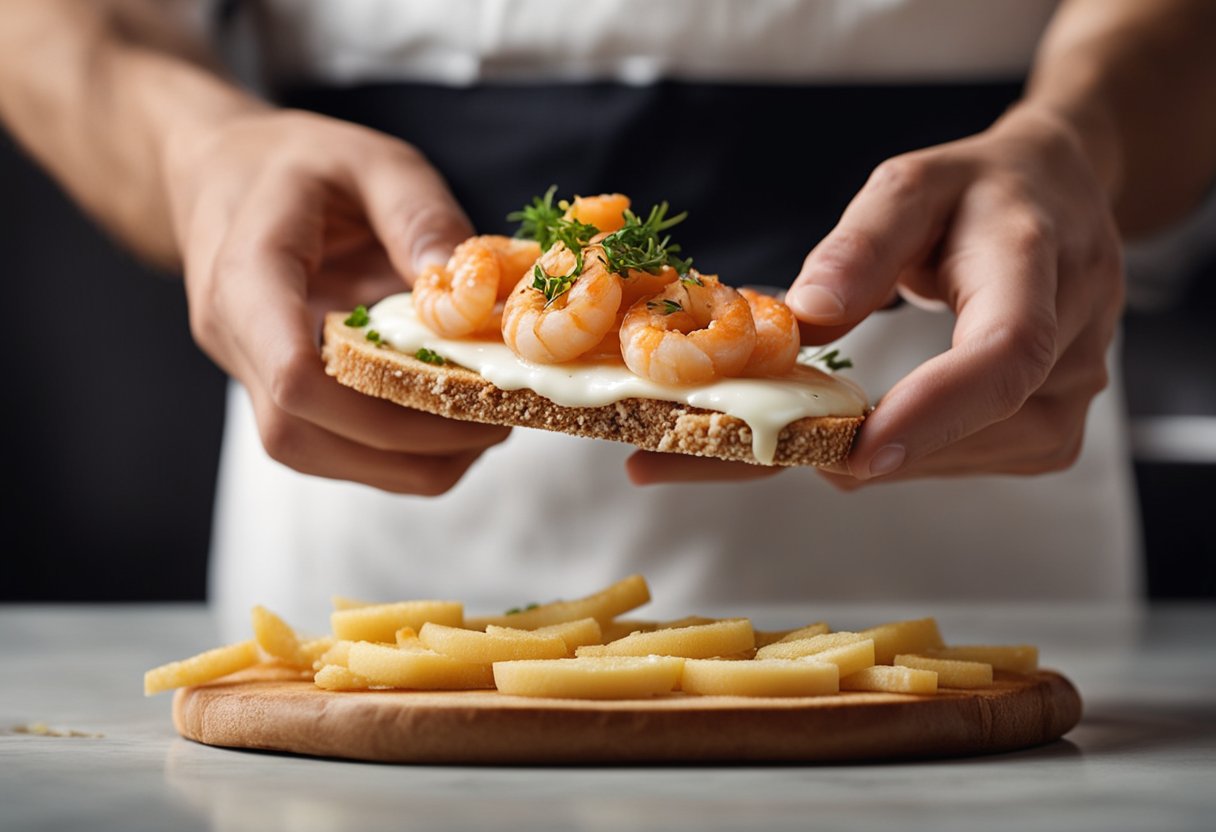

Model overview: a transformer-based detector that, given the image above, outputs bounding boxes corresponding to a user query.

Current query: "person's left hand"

[627,106,1124,487]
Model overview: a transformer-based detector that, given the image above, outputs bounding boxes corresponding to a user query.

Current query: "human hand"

[786,106,1123,487]
[163,108,510,494]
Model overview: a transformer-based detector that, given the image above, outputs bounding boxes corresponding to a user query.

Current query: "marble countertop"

[2,602,1213,832]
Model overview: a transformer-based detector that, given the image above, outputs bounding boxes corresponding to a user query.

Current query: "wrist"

[998,99,1124,208]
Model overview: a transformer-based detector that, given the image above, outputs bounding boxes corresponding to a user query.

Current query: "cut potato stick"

[313,664,371,691]
[466,574,651,630]
[681,659,839,697]
[895,655,993,688]
[331,600,463,643]
[251,606,306,666]
[144,640,259,696]
[922,645,1038,675]
[493,656,684,699]
[841,665,938,695]
[575,619,754,659]
[331,595,373,611]
[599,619,659,643]
[486,617,603,653]
[299,637,336,667]
[774,622,831,644]
[419,622,569,663]
[755,632,875,678]
[313,640,355,670]
[863,618,945,665]
[347,642,493,689]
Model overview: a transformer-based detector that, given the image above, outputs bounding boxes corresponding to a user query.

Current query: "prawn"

[619,272,757,384]
[564,193,630,234]
[413,235,541,337]
[501,240,623,363]
[738,288,801,376]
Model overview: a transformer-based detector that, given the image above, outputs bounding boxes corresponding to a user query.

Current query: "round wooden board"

[172,666,1081,764]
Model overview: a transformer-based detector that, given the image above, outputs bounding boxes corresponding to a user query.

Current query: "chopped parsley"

[647,298,684,315]
[415,348,446,366]
[813,348,853,371]
[599,202,691,277]
[344,305,370,327]
[365,329,384,346]
[505,602,540,615]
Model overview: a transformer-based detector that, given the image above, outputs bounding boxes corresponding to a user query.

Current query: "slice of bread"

[321,312,864,467]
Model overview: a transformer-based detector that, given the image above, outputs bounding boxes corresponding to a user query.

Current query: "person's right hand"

[162,107,510,494]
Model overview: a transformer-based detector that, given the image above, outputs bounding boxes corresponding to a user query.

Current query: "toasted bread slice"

[321,312,864,466]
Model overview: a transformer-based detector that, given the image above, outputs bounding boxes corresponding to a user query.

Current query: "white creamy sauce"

[366,293,869,464]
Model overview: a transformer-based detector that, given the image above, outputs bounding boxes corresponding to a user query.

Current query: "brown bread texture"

[322,312,864,467]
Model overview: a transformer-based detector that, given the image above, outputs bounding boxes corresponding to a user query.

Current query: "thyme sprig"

[647,298,684,315]
[599,202,692,277]
[810,347,853,371]
[507,185,565,251]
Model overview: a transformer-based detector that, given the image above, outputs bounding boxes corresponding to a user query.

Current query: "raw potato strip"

[486,617,603,653]
[923,645,1039,674]
[895,654,993,688]
[144,640,259,696]
[347,642,493,689]
[600,619,659,643]
[313,640,355,670]
[841,665,938,695]
[775,622,831,643]
[466,575,651,630]
[755,632,876,678]
[863,618,945,665]
[331,600,464,642]
[575,619,755,659]
[314,664,370,691]
[299,637,336,668]
[419,622,569,663]
[681,659,839,697]
[493,656,684,699]
[251,606,306,666]
[331,595,373,611]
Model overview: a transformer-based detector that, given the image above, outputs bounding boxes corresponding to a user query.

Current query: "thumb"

[352,146,474,286]
[787,154,967,332]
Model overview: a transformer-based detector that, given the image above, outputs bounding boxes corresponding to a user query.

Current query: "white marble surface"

[1,602,1213,832]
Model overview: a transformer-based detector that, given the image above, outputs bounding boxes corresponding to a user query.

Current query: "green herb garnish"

[813,348,853,371]
[647,298,684,315]
[505,602,541,615]
[365,329,384,346]
[344,305,370,327]
[599,202,691,277]
[415,348,446,366]
[507,185,566,251]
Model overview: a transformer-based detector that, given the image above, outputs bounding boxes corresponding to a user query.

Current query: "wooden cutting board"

[172,666,1081,764]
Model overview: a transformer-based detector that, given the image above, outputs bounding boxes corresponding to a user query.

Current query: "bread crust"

[321,313,864,467]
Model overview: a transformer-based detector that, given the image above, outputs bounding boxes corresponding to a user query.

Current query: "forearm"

[1017,0,1216,238]
[0,0,264,266]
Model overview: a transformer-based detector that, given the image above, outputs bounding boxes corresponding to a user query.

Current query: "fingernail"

[866,444,906,478]
[788,285,846,322]
[412,238,453,275]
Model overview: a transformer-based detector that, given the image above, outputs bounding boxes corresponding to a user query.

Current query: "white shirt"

[208,0,1139,641]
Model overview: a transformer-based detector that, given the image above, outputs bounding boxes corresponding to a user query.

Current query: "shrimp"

[413,235,541,337]
[738,288,801,376]
[565,193,630,234]
[619,272,757,384]
[619,264,681,309]
[501,241,623,363]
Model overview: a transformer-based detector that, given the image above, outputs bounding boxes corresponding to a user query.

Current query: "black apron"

[277,81,1022,286]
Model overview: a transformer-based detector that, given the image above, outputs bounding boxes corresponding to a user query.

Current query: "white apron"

[207,0,1138,640]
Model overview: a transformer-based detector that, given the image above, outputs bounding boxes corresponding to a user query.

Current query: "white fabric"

[211,305,1139,642]
[208,0,1143,641]
[249,0,1059,87]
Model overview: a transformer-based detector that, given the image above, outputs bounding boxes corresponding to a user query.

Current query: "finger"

[787,153,970,330]
[626,451,785,485]
[248,386,489,495]
[846,202,1060,479]
[348,145,474,285]
[215,171,511,454]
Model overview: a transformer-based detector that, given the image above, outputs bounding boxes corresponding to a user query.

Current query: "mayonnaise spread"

[366,293,868,464]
